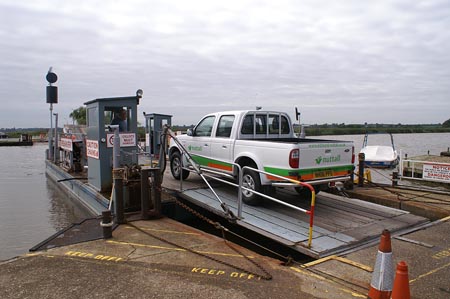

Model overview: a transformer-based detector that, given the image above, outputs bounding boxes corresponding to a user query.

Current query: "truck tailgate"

[298,141,353,180]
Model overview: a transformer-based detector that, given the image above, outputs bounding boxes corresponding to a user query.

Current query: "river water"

[0,143,88,261]
[1,133,449,261]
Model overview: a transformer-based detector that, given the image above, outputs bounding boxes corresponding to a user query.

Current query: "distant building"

[0,132,7,139]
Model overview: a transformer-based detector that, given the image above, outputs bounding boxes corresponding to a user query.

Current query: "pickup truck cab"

[169,110,354,205]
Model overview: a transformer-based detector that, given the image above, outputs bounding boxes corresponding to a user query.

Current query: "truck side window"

[241,114,266,135]
[216,115,234,138]
[241,115,253,134]
[280,116,290,134]
[269,114,290,134]
[255,115,266,135]
[269,115,279,134]
[194,116,215,137]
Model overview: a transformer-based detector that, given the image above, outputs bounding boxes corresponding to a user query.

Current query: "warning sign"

[86,139,99,159]
[423,163,450,183]
[106,133,136,148]
[60,138,73,151]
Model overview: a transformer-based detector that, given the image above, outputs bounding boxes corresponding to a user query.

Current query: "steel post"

[152,168,162,215]
[140,168,150,219]
[392,171,399,187]
[101,210,113,239]
[358,153,365,187]
[48,104,53,160]
[112,127,125,224]
[53,113,59,163]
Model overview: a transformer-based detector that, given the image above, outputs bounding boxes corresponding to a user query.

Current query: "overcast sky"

[1,0,449,128]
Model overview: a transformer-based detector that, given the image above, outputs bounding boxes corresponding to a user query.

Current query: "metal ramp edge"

[30,217,118,252]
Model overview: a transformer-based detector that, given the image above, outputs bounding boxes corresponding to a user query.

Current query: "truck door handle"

[204,144,209,147]
[222,145,227,149]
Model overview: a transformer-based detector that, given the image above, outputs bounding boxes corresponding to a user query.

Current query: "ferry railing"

[179,152,316,248]
[240,166,316,248]
[399,155,450,185]
[179,152,243,211]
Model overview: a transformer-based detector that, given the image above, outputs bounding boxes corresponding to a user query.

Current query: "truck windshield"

[194,116,215,136]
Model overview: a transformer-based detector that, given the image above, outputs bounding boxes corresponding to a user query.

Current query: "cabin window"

[280,116,290,134]
[194,116,215,137]
[87,107,98,127]
[241,113,289,135]
[269,114,290,134]
[216,115,234,138]
[105,106,133,132]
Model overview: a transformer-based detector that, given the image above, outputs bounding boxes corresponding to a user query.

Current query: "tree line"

[2,106,450,138]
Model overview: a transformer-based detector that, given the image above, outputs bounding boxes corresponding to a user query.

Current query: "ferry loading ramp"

[163,172,428,259]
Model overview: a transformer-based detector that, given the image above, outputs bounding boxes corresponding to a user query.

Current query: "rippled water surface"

[0,143,87,261]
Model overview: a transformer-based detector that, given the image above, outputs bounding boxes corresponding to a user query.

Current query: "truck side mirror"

[187,128,193,136]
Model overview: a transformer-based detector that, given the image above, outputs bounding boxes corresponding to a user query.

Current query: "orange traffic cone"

[391,261,410,299]
[368,229,394,299]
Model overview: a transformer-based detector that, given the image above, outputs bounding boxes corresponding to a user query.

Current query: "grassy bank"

[2,124,450,139]
[297,124,450,136]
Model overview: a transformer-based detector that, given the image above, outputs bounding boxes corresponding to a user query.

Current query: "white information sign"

[106,133,136,148]
[60,137,73,151]
[86,139,99,159]
[422,163,450,183]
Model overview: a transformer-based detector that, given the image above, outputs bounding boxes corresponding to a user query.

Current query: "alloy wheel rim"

[242,174,255,197]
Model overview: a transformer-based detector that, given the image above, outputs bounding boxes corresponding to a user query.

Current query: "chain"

[127,198,272,280]
[172,198,273,280]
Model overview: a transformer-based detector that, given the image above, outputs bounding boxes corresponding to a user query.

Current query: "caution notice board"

[86,140,99,159]
[422,163,450,183]
[60,137,73,151]
[106,133,136,148]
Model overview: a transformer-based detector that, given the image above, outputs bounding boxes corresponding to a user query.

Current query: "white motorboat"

[360,133,399,168]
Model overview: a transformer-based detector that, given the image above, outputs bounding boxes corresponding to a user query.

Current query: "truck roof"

[204,110,291,116]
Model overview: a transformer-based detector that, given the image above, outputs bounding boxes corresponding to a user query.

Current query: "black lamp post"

[46,67,58,160]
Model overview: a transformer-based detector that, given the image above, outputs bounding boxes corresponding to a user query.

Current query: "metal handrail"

[179,152,243,209]
[241,166,316,248]
[400,156,450,184]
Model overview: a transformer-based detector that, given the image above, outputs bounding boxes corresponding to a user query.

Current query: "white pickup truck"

[169,110,354,205]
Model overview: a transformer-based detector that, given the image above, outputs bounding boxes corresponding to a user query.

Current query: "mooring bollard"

[358,153,365,187]
[140,168,150,220]
[153,169,162,215]
[392,171,399,187]
[113,168,125,224]
[100,210,113,239]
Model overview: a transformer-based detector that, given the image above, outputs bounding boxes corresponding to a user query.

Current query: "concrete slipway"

[2,172,450,298]
[1,212,449,298]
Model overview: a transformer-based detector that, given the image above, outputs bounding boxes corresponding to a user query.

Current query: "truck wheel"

[241,169,263,206]
[170,151,190,180]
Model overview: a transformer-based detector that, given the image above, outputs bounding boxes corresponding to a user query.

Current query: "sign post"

[46,67,58,160]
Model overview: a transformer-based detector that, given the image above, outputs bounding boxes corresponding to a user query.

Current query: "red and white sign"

[86,139,99,159]
[423,163,450,183]
[106,133,136,148]
[60,138,73,151]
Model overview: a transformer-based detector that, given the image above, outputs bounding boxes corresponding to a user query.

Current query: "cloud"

[0,0,449,128]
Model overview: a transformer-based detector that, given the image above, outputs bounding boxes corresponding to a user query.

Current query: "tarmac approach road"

[1,218,372,299]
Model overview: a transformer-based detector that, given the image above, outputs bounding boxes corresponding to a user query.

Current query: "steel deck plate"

[178,183,428,258]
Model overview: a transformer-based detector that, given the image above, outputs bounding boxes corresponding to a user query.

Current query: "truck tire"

[170,151,190,180]
[241,169,263,206]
